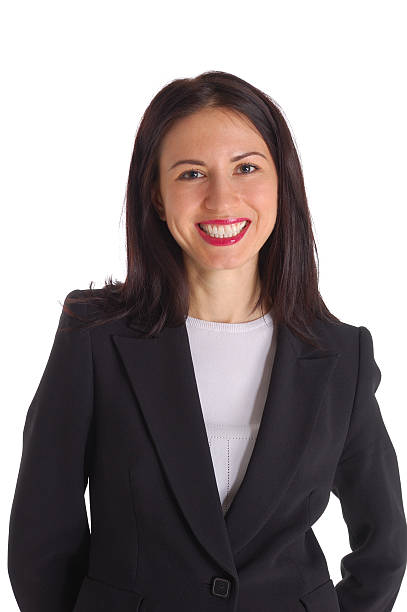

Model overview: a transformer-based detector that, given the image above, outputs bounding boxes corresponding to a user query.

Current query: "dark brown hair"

[63,70,341,348]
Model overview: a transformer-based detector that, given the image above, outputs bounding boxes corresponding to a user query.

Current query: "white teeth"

[199,221,248,238]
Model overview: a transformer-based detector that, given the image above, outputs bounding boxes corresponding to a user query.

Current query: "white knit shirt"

[185,310,277,516]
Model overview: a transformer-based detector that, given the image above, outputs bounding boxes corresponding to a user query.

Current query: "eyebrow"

[168,151,267,171]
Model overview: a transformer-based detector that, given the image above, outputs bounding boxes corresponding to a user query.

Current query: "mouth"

[197,219,250,238]
[196,219,251,245]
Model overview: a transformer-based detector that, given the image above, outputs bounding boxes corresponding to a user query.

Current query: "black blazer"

[8,289,407,612]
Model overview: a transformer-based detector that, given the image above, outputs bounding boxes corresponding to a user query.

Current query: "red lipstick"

[196,219,251,246]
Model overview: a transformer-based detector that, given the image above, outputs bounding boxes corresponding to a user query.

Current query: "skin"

[153,107,278,323]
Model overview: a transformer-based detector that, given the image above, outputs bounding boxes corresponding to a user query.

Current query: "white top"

[185,310,277,516]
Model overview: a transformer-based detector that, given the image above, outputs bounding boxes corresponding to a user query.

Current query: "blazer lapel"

[223,322,339,555]
[112,318,339,578]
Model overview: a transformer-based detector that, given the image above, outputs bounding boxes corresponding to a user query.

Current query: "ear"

[152,186,166,222]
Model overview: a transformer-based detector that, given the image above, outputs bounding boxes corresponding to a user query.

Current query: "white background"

[2,0,406,609]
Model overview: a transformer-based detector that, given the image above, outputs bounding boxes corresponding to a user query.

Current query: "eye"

[177,162,259,180]
[178,169,205,180]
[237,163,259,174]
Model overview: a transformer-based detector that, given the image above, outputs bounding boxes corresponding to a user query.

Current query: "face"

[154,107,278,276]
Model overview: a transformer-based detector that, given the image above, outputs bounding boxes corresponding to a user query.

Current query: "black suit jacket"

[8,289,407,612]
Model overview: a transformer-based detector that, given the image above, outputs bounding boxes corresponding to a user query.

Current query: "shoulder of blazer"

[312,316,361,349]
[62,287,108,325]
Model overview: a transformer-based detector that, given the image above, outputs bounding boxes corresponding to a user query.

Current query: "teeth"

[199,221,248,238]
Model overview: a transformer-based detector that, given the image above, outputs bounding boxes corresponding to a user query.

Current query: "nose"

[203,174,240,212]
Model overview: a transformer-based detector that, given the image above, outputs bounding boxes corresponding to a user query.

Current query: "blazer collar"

[112,318,340,579]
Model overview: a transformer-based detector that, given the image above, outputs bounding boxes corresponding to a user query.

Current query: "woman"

[8,71,407,612]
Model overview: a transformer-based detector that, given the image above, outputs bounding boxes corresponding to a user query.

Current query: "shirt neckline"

[185,309,273,333]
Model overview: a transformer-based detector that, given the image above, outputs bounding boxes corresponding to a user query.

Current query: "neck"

[184,253,273,324]
[188,288,272,324]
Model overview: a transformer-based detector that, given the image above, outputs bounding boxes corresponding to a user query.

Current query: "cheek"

[246,178,277,206]
[167,191,196,219]
[165,212,195,249]
[254,195,278,223]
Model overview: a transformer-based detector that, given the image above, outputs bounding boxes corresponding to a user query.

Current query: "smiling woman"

[8,70,407,612]
[56,70,342,347]
[152,106,279,323]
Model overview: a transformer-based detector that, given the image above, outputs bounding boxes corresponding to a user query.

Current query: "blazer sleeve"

[331,325,407,612]
[8,289,93,612]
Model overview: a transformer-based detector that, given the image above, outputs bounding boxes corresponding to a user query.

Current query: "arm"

[8,290,94,612]
[331,326,407,611]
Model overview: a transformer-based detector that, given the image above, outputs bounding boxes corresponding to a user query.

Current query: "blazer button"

[211,577,231,598]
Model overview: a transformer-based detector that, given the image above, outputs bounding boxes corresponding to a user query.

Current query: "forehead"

[159,108,265,157]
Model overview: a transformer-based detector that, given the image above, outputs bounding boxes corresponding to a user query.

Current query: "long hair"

[63,70,341,349]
